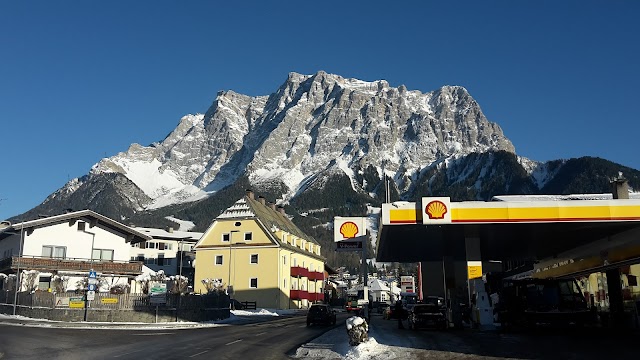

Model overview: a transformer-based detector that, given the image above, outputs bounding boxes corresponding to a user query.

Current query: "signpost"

[84,269,97,321]
[150,283,167,323]
[334,217,370,320]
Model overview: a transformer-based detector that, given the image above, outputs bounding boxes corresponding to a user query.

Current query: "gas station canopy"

[376,197,640,278]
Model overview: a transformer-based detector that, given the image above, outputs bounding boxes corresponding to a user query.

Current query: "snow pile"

[346,316,365,330]
[231,309,279,316]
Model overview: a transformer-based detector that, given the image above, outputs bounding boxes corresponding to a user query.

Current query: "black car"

[306,304,336,326]
[407,297,447,330]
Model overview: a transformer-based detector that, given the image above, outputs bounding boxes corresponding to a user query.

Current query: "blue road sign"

[88,284,96,291]
[89,271,97,279]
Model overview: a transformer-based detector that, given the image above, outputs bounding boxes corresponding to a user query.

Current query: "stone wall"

[0,304,229,323]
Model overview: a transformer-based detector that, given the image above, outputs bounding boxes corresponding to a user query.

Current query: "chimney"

[258,196,266,205]
[246,189,254,199]
[269,203,276,211]
[167,226,174,233]
[277,206,286,215]
[611,173,630,199]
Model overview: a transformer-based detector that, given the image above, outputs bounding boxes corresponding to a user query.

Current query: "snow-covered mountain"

[16,71,640,268]
[56,71,517,210]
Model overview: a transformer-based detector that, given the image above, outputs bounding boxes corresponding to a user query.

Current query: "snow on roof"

[492,193,640,202]
[216,198,256,219]
[133,227,202,242]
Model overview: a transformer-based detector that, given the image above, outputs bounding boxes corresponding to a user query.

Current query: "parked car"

[377,303,390,314]
[407,297,447,330]
[307,304,337,326]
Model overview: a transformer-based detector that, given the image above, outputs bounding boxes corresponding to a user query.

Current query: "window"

[158,254,165,266]
[293,257,297,267]
[145,258,156,265]
[283,256,286,265]
[284,279,286,288]
[250,278,258,288]
[38,276,51,291]
[250,254,258,264]
[42,245,66,259]
[166,243,172,250]
[215,255,223,265]
[92,249,114,261]
[244,232,252,241]
[222,233,230,242]
[136,254,144,261]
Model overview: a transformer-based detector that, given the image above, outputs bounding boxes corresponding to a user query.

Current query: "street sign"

[88,271,97,279]
[88,278,97,285]
[88,284,96,291]
[101,298,118,304]
[69,297,84,308]
[335,239,363,252]
[150,283,167,305]
[86,290,95,301]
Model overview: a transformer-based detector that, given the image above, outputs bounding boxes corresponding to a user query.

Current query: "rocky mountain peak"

[45,72,516,211]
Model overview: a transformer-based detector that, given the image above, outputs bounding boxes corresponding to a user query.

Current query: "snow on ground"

[294,318,415,360]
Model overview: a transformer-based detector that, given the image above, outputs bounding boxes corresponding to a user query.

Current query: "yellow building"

[194,190,326,309]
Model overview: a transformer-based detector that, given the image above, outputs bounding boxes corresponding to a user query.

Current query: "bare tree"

[52,274,70,293]
[168,275,189,295]
[201,278,225,294]
[21,270,39,292]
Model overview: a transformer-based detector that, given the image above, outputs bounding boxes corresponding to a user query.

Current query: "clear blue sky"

[1,1,639,220]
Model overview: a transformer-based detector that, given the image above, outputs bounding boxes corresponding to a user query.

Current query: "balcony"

[290,289,308,300]
[307,292,324,302]
[290,266,309,278]
[308,271,324,281]
[0,256,143,275]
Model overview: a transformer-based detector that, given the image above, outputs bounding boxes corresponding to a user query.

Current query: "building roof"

[217,194,319,245]
[0,210,152,243]
[133,227,203,242]
[207,192,325,262]
[492,193,640,202]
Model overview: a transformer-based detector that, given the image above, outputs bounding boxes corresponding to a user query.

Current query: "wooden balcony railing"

[1,256,143,275]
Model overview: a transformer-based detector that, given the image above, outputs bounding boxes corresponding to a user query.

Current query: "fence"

[0,290,229,311]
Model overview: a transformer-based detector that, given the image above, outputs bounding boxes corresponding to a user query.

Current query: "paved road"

[0,313,350,360]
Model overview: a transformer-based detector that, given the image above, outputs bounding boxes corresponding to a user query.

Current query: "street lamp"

[12,223,25,316]
[229,231,239,309]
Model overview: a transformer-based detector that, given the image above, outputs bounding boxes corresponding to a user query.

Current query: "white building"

[0,210,150,292]
[130,226,202,279]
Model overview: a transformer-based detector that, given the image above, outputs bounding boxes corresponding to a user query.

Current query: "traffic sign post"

[84,269,97,322]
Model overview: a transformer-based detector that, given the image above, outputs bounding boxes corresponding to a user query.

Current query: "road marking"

[189,350,209,358]
[113,349,144,358]
[225,339,243,346]
[256,332,267,336]
[131,332,175,336]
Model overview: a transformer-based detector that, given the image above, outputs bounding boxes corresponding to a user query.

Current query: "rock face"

[51,71,515,210]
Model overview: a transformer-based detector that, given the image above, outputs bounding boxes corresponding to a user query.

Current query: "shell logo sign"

[334,217,367,242]
[339,221,359,238]
[425,200,448,219]
[421,197,451,224]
